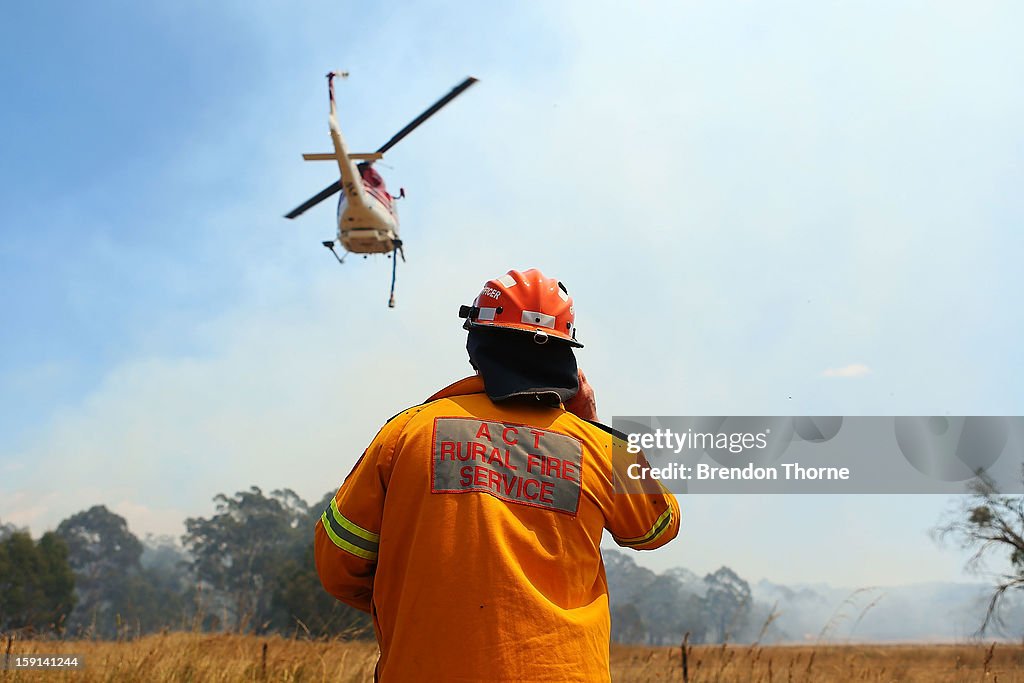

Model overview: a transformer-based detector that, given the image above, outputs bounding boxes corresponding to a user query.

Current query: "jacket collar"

[426,376,485,403]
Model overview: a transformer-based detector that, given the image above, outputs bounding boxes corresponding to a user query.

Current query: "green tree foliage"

[608,551,708,644]
[610,602,645,643]
[183,486,307,632]
[936,471,1024,634]
[270,490,370,637]
[272,542,371,637]
[606,550,685,644]
[56,505,184,636]
[141,534,192,595]
[702,566,753,642]
[0,521,21,541]
[57,505,143,597]
[183,487,368,636]
[604,551,771,645]
[634,574,700,644]
[0,531,76,633]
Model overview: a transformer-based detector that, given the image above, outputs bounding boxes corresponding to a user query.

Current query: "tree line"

[1,488,368,639]
[2,480,1023,641]
[604,552,785,645]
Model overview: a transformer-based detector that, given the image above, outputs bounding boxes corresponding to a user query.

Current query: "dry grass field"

[2,634,1023,682]
[614,641,1024,682]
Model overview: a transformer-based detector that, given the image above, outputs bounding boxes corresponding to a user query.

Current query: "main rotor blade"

[284,180,342,219]
[375,77,478,155]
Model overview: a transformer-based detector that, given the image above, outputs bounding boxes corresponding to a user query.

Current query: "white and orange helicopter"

[285,72,478,307]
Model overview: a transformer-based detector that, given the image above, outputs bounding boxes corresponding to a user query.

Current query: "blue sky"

[2,1,1022,587]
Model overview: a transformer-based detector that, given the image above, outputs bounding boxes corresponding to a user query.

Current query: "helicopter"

[285,72,478,307]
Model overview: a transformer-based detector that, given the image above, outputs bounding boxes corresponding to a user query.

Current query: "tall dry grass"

[614,641,1024,682]
[1,633,378,683]
[2,633,1023,682]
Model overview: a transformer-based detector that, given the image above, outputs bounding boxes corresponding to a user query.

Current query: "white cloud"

[821,364,872,378]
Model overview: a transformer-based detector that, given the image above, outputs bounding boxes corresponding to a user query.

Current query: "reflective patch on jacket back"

[431,417,583,516]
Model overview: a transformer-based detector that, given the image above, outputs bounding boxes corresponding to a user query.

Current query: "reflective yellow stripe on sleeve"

[330,499,380,543]
[613,507,674,548]
[321,499,380,561]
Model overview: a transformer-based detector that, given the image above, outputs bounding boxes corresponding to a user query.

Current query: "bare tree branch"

[933,470,1024,635]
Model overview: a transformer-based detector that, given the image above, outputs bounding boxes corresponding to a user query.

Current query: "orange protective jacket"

[315,376,680,682]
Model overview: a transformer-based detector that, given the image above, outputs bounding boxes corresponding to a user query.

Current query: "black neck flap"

[466,327,579,407]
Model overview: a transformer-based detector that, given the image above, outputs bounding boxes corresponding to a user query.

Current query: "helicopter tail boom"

[324,77,371,213]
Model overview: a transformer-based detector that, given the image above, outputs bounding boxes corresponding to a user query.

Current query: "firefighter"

[315,268,680,682]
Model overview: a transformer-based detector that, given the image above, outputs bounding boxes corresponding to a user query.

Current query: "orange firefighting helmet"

[459,269,583,347]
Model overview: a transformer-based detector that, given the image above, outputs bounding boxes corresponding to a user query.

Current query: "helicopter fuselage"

[335,175,399,254]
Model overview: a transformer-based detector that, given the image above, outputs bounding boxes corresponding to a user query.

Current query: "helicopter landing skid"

[321,240,402,308]
[322,240,348,264]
